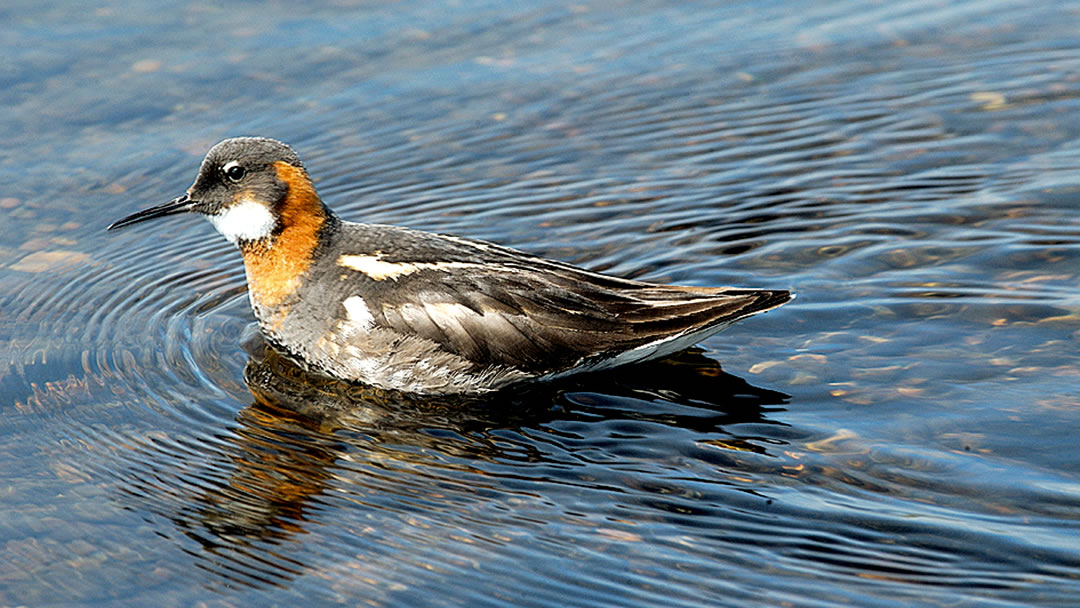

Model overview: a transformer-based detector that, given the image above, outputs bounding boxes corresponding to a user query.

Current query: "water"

[3,1,1080,605]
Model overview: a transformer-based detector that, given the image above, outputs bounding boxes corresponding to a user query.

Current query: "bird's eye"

[224,162,246,182]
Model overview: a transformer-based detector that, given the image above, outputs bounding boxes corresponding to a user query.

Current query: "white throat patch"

[208,200,276,245]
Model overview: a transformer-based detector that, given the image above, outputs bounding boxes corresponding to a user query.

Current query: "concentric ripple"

[4,225,251,430]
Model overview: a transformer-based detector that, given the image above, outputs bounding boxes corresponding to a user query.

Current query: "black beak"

[107,194,195,231]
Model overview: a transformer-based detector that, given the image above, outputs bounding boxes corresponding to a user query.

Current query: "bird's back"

[262,221,790,393]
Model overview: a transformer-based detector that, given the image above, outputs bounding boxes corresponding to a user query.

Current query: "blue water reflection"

[2,0,1080,606]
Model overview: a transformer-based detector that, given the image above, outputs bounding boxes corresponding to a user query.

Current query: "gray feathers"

[266,221,791,393]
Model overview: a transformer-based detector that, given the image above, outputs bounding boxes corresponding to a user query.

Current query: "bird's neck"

[240,161,338,309]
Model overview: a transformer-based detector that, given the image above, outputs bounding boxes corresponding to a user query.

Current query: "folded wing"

[364,246,790,374]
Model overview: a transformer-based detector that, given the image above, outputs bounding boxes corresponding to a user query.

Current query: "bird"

[108,137,791,395]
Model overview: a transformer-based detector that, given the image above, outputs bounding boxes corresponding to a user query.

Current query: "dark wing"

[334,224,791,373]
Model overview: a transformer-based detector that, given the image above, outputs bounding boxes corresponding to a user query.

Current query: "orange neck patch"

[241,161,326,308]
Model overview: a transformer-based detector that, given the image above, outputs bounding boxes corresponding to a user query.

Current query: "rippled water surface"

[4,1,1080,606]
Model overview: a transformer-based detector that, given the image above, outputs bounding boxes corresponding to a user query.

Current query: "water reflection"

[117,337,788,589]
[7,0,1080,602]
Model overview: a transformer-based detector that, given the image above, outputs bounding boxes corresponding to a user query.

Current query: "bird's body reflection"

[119,336,790,589]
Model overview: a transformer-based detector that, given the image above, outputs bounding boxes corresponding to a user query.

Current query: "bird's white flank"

[342,295,375,330]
